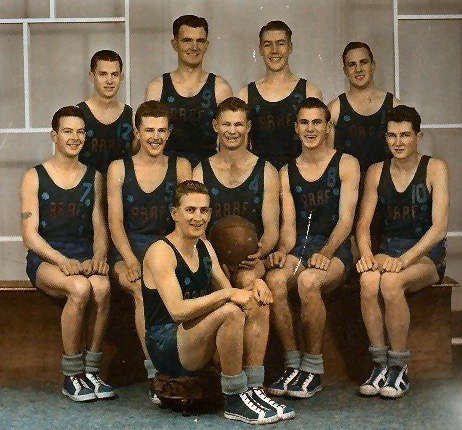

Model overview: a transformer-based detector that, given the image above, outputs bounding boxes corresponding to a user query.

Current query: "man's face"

[213,110,250,151]
[173,25,209,67]
[295,107,330,150]
[171,192,211,239]
[259,30,292,72]
[51,116,86,158]
[136,116,170,158]
[90,60,122,99]
[343,47,374,89]
[386,121,420,159]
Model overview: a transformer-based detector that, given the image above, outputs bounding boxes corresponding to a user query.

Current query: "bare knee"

[265,269,289,301]
[244,297,270,321]
[297,270,322,302]
[221,303,246,327]
[89,275,111,304]
[380,274,405,302]
[360,271,381,301]
[66,276,91,306]
[234,269,258,290]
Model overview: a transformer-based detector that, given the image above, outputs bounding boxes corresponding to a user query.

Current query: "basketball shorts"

[109,233,157,266]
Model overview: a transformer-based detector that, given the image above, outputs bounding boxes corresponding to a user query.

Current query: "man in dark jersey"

[145,15,232,167]
[238,20,322,170]
[20,106,114,401]
[107,101,191,401]
[356,106,448,398]
[265,98,360,398]
[78,50,134,174]
[193,97,280,296]
[142,180,294,424]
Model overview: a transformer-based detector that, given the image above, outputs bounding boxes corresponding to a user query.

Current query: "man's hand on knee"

[124,257,141,282]
[238,242,263,269]
[58,257,83,276]
[266,250,287,269]
[229,288,254,309]
[381,256,405,273]
[356,254,378,273]
[252,279,273,305]
[309,253,331,271]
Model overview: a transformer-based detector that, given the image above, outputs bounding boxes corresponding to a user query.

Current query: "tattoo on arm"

[21,211,32,220]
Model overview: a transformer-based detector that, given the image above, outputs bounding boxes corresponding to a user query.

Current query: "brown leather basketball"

[208,215,259,266]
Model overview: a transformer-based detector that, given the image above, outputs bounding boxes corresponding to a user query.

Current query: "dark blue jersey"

[35,164,95,242]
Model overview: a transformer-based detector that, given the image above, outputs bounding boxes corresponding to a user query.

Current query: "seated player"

[193,97,279,297]
[356,105,448,398]
[265,98,360,398]
[20,106,114,401]
[142,180,294,424]
[107,101,191,398]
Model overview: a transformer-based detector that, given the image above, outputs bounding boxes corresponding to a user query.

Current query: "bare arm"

[176,157,192,183]
[306,81,323,101]
[145,76,163,101]
[215,76,233,105]
[192,163,204,183]
[327,98,340,150]
[237,86,248,103]
[203,239,233,290]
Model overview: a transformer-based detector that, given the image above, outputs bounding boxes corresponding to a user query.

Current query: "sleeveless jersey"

[334,92,393,174]
[142,237,213,327]
[77,102,134,174]
[122,156,177,236]
[35,164,96,241]
[378,155,433,240]
[160,73,218,157]
[202,157,265,237]
[248,79,306,167]
[288,151,342,238]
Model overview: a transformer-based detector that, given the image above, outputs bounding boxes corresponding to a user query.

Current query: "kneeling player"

[265,98,360,398]
[142,181,294,424]
[356,105,448,398]
[20,106,114,401]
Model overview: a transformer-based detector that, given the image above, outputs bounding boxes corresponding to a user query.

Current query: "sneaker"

[380,365,409,398]
[148,379,161,405]
[224,391,279,424]
[83,372,115,399]
[249,387,295,420]
[359,365,388,396]
[266,367,300,396]
[62,375,96,402]
[286,371,322,398]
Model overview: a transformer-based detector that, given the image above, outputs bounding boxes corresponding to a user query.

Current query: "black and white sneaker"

[359,365,388,396]
[224,391,279,424]
[380,365,409,398]
[286,371,322,398]
[83,372,115,399]
[149,379,161,405]
[266,367,300,396]
[62,375,96,402]
[249,387,295,420]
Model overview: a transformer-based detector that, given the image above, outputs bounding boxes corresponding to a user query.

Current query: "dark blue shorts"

[109,233,157,266]
[146,323,194,378]
[26,240,93,288]
[291,234,353,273]
[379,237,447,283]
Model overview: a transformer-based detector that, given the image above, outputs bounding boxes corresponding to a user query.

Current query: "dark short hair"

[173,180,209,207]
[259,20,292,43]
[216,97,250,121]
[296,97,331,122]
[90,50,123,72]
[386,105,421,133]
[173,15,208,38]
[135,101,171,129]
[342,42,374,65]
[51,106,85,132]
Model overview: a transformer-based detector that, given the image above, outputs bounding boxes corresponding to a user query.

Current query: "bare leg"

[360,269,385,347]
[86,275,111,352]
[242,299,270,366]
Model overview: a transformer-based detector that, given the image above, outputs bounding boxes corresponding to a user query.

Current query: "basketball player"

[238,20,322,170]
[265,97,360,398]
[193,97,280,295]
[143,180,294,424]
[20,106,114,401]
[356,106,448,398]
[107,101,191,399]
[78,50,134,175]
[145,15,233,167]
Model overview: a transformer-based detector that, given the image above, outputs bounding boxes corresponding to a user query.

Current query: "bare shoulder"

[264,161,279,184]
[145,239,176,267]
[22,167,38,184]
[192,162,204,182]
[176,156,192,177]
[340,153,360,170]
[428,157,448,176]
[366,161,384,184]
[145,75,163,101]
[328,97,340,123]
[306,81,322,100]
[237,86,249,103]
[392,94,401,107]
[215,75,233,104]
[107,158,125,180]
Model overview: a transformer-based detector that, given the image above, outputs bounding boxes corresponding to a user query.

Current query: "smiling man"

[145,15,232,167]
[356,105,448,398]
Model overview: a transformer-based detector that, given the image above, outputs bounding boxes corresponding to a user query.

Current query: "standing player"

[143,180,294,424]
[356,106,448,398]
[193,97,280,294]
[145,15,233,167]
[107,101,191,398]
[20,106,114,401]
[265,97,360,398]
[238,21,322,170]
[78,50,134,175]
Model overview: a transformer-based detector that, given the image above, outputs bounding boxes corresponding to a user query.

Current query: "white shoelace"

[253,389,286,409]
[86,373,103,386]
[276,368,299,386]
[240,392,265,415]
[71,375,89,390]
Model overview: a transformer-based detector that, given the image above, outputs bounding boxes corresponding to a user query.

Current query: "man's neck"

[49,152,80,170]
[175,62,205,81]
[88,91,119,108]
[216,144,251,166]
[299,141,332,164]
[264,66,294,83]
[392,152,420,172]
[169,229,199,256]
[348,81,377,97]
[134,149,166,165]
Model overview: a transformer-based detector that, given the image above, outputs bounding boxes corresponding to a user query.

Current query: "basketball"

[208,215,259,266]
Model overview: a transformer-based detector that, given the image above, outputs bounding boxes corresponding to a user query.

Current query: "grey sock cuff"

[369,345,389,365]
[300,353,324,374]
[221,371,247,395]
[244,365,265,388]
[284,350,301,369]
[62,353,84,376]
[388,350,411,368]
[144,359,157,379]
[85,350,103,373]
